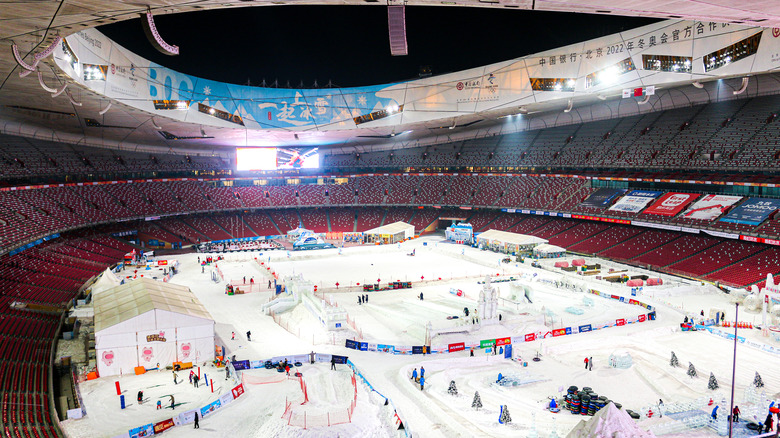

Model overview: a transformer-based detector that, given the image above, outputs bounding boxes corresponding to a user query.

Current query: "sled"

[548,407,560,413]
[446,316,460,320]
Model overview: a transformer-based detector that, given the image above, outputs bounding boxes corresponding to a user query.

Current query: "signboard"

[479,339,496,349]
[720,198,780,225]
[616,318,626,326]
[200,399,222,418]
[345,339,358,349]
[524,333,536,342]
[643,192,699,216]
[680,194,742,220]
[608,190,663,213]
[128,424,154,438]
[580,188,627,208]
[447,342,465,352]
[153,419,174,434]
[495,337,511,346]
[552,328,567,337]
[231,383,245,399]
[578,324,592,333]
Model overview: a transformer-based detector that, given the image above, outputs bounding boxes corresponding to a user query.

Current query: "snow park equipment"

[608,350,633,369]
[293,232,336,251]
[445,222,473,244]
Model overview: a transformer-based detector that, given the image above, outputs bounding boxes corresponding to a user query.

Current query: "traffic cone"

[708,398,713,406]
[647,408,654,418]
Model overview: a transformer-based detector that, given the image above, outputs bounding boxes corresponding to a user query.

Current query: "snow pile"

[566,402,656,438]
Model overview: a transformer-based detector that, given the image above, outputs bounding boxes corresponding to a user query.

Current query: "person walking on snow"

[419,375,425,391]
[173,371,179,385]
[411,368,418,381]
[246,331,251,341]
[589,357,593,371]
[156,400,162,410]
[331,356,336,370]
[268,280,272,289]
[231,331,235,340]
[194,412,199,429]
[358,296,362,305]
[584,357,589,369]
[189,370,194,384]
[733,406,740,423]
[711,405,718,420]
[194,374,199,388]
[243,276,246,284]
[765,413,774,432]
[420,366,425,378]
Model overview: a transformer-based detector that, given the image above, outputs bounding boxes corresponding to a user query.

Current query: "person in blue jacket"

[420,366,425,378]
[419,375,425,391]
[711,405,718,420]
[411,368,418,381]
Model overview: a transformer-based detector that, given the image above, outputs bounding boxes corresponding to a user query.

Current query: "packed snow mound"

[566,402,656,438]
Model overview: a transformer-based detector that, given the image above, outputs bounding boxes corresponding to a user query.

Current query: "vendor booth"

[533,243,566,258]
[475,229,548,254]
[94,278,215,377]
[363,221,415,244]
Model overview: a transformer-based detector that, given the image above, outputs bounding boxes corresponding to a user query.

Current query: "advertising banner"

[231,360,250,371]
[680,194,742,220]
[345,339,358,350]
[524,333,536,342]
[200,399,222,418]
[331,355,349,364]
[393,346,411,355]
[153,419,174,434]
[608,190,663,213]
[552,328,567,337]
[616,318,626,326]
[377,344,394,353]
[720,198,780,225]
[479,339,496,349]
[643,193,699,216]
[448,342,465,352]
[231,383,245,399]
[578,324,592,333]
[128,424,153,438]
[412,346,426,354]
[495,337,511,346]
[580,188,627,208]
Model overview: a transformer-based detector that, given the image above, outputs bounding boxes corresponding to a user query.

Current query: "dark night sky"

[99,6,659,87]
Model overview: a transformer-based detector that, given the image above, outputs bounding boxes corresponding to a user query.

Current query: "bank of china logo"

[456,82,464,91]
[773,28,780,38]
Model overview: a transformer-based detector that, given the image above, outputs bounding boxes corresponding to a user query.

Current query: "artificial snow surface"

[61,235,780,437]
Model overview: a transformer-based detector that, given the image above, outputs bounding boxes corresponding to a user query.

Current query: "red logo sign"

[524,333,536,342]
[495,337,511,346]
[552,328,567,337]
[773,28,780,38]
[616,319,626,326]
[157,260,168,266]
[448,342,465,352]
[153,419,174,433]
[232,383,245,399]
[638,314,646,322]
[456,82,464,91]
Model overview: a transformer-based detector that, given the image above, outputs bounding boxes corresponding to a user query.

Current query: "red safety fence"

[281,371,357,429]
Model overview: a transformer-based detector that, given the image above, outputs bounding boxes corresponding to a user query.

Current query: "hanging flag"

[623,86,655,98]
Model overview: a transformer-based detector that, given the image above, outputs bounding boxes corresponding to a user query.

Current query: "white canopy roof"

[90,268,122,295]
[364,221,415,235]
[94,278,212,333]
[476,229,548,246]
[533,243,567,254]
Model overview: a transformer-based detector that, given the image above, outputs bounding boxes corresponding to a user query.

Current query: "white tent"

[94,278,215,377]
[475,229,548,253]
[533,243,566,258]
[363,221,415,244]
[90,268,122,295]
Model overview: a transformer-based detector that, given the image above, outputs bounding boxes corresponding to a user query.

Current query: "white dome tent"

[94,278,215,377]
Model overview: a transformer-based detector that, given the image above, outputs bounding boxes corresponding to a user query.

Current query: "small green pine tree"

[687,362,697,378]
[500,405,512,424]
[708,373,719,390]
[448,380,458,396]
[670,351,679,367]
[472,391,482,410]
[754,372,764,388]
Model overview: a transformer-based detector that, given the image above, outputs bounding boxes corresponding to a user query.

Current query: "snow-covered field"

[62,235,780,438]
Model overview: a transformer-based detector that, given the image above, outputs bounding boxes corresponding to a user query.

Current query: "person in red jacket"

[584,357,589,369]
[733,406,740,423]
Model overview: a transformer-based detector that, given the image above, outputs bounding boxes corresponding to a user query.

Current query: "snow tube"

[294,362,303,367]
[627,410,640,419]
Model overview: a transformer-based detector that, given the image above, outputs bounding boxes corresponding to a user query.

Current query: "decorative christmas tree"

[687,362,697,378]
[708,372,719,390]
[754,372,764,388]
[670,351,679,367]
[472,391,482,410]
[499,405,512,424]
[448,380,458,396]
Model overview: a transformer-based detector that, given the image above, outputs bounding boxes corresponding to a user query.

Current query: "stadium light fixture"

[692,81,704,88]
[563,99,573,113]
[733,77,749,95]
[151,117,162,130]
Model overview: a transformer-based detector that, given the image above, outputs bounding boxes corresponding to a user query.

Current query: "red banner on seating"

[638,314,646,322]
[495,337,511,346]
[231,383,245,399]
[643,193,700,216]
[616,318,626,326]
[524,333,536,342]
[552,328,567,337]
[448,342,465,352]
[740,235,780,246]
